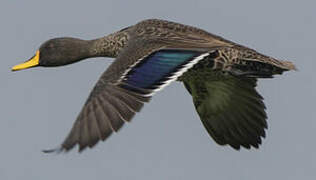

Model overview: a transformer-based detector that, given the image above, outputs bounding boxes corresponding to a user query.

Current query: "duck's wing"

[45,39,221,153]
[183,73,267,150]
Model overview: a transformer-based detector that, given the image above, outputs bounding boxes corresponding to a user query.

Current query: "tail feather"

[280,60,297,71]
[229,60,295,78]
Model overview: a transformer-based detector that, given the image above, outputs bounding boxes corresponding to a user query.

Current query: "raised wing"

[183,73,267,150]
[45,40,212,152]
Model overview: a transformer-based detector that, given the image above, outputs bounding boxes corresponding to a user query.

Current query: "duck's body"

[13,19,295,152]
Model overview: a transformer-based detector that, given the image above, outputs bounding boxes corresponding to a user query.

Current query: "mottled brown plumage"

[13,19,295,152]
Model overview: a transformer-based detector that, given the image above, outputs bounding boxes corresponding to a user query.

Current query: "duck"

[12,19,296,152]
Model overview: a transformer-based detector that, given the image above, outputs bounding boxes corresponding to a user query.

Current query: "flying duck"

[12,19,295,152]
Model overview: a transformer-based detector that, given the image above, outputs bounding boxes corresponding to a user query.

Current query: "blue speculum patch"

[122,49,201,90]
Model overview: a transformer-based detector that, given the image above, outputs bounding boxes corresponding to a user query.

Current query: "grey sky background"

[0,0,315,179]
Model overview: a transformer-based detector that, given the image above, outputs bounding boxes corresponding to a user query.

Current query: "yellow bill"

[12,50,40,71]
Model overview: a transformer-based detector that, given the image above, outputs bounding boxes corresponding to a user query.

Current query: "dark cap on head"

[12,37,93,71]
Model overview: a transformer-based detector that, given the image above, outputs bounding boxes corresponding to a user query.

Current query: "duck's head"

[12,37,92,71]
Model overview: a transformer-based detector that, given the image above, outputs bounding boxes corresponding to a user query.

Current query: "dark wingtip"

[78,146,87,153]
[230,144,241,150]
[252,143,260,149]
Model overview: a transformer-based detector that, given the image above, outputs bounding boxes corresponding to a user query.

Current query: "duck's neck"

[89,31,129,58]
